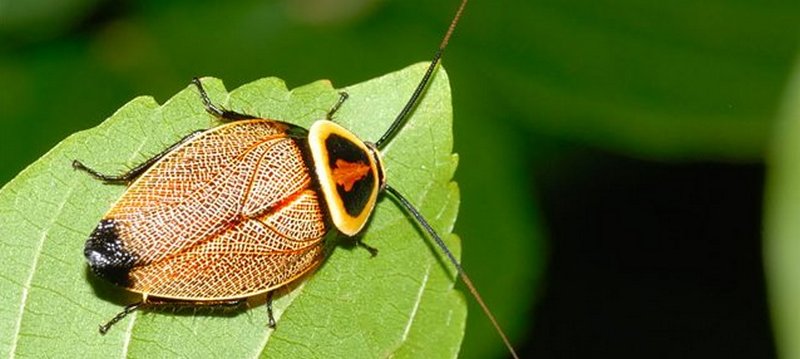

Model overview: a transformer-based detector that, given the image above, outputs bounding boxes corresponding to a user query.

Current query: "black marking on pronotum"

[325,134,375,216]
[84,219,136,286]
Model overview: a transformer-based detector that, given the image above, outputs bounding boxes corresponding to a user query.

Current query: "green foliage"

[0,64,467,358]
[456,0,800,160]
[764,59,800,359]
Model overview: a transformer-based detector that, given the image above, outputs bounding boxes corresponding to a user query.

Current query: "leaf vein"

[7,180,75,358]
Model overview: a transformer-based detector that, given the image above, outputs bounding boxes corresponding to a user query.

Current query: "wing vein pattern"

[105,120,329,300]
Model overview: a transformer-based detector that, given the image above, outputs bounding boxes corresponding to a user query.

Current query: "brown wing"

[104,120,329,299]
[128,190,327,299]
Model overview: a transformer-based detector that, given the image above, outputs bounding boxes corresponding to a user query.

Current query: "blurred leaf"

[0,64,468,357]
[449,0,800,160]
[764,57,800,359]
[0,0,100,43]
[454,105,546,358]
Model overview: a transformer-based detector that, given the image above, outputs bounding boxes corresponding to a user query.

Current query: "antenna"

[385,185,520,359]
[374,0,468,149]
[374,1,518,356]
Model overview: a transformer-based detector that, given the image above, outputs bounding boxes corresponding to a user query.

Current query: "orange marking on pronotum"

[332,159,370,192]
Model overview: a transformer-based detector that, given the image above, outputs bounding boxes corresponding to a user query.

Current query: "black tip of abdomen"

[84,219,136,286]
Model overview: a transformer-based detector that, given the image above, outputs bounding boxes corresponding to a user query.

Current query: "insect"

[74,0,517,357]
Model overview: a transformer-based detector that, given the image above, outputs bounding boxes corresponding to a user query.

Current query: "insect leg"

[72,130,205,185]
[98,299,247,334]
[99,301,142,334]
[266,291,276,328]
[336,233,378,257]
[192,77,258,122]
[356,239,379,257]
[326,92,349,121]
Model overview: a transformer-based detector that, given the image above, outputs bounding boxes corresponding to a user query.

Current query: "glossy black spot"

[84,219,136,286]
[325,134,375,217]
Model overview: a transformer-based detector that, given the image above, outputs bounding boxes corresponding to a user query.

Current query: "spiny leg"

[326,92,349,121]
[267,291,276,329]
[98,299,246,335]
[72,130,205,185]
[76,77,259,183]
[99,302,142,334]
[192,77,258,122]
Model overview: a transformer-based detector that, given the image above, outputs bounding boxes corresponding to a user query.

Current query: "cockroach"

[75,0,518,357]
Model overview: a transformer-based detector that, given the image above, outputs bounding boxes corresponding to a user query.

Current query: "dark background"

[3,0,799,357]
[528,153,772,358]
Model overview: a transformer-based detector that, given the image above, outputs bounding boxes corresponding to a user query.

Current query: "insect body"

[83,119,332,300]
[75,0,519,357]
[81,94,389,298]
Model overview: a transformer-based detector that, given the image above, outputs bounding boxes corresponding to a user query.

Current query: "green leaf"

[764,58,800,359]
[0,63,466,358]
